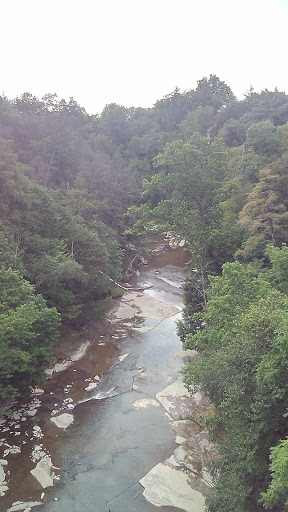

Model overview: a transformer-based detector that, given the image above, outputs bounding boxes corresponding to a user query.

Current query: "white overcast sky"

[1,0,287,114]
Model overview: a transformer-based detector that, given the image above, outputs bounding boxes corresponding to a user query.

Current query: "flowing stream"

[0,237,192,512]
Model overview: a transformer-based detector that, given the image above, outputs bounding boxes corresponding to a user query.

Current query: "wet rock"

[175,435,186,444]
[32,426,44,439]
[63,397,73,404]
[31,388,44,396]
[156,378,212,421]
[50,413,74,429]
[51,340,91,373]
[8,502,42,511]
[26,409,37,417]
[31,445,46,463]
[140,461,206,512]
[133,399,160,409]
[174,429,217,487]
[155,276,182,289]
[11,412,21,421]
[118,353,129,362]
[137,280,154,289]
[140,432,214,510]
[30,455,55,488]
[168,236,186,248]
[171,419,202,439]
[6,445,21,455]
[179,349,199,362]
[85,382,98,392]
[141,379,216,511]
[111,291,178,333]
[0,460,8,496]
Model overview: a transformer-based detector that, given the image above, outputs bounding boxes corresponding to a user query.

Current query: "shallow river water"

[1,237,191,512]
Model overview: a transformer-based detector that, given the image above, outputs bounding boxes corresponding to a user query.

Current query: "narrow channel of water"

[0,237,189,512]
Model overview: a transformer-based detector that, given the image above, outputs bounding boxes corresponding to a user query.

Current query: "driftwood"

[98,270,151,292]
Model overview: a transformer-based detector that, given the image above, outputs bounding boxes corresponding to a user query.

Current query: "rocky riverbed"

[0,237,216,512]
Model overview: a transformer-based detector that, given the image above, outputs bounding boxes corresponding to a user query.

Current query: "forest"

[0,75,288,511]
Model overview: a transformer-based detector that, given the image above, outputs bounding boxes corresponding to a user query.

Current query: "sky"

[1,0,288,115]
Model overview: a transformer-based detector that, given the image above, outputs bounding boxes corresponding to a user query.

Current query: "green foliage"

[261,437,288,509]
[0,267,59,401]
[150,134,229,257]
[182,251,288,511]
[194,74,236,111]
[178,106,215,138]
[218,119,247,147]
[246,120,281,158]
[265,243,288,294]
[136,133,247,323]
[237,165,288,260]
[153,87,192,131]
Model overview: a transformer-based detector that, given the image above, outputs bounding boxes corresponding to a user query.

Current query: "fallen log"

[98,270,152,292]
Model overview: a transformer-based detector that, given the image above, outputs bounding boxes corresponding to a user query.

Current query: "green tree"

[183,255,288,512]
[153,87,193,131]
[144,134,244,272]
[0,267,59,401]
[261,437,288,509]
[237,167,288,259]
[194,74,236,111]
[99,103,132,146]
[246,120,281,159]
[218,119,247,147]
[179,106,215,138]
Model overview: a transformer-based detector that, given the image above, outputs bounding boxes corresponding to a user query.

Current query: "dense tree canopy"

[0,266,59,401]
[182,252,288,512]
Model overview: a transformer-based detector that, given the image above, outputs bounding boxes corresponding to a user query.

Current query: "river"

[0,236,212,512]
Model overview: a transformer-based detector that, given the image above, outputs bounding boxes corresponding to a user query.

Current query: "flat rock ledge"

[140,379,217,512]
[7,502,42,512]
[110,289,180,333]
[50,412,74,429]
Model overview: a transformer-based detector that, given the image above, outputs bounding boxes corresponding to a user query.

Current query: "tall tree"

[237,165,288,259]
[143,133,243,272]
[194,74,236,111]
